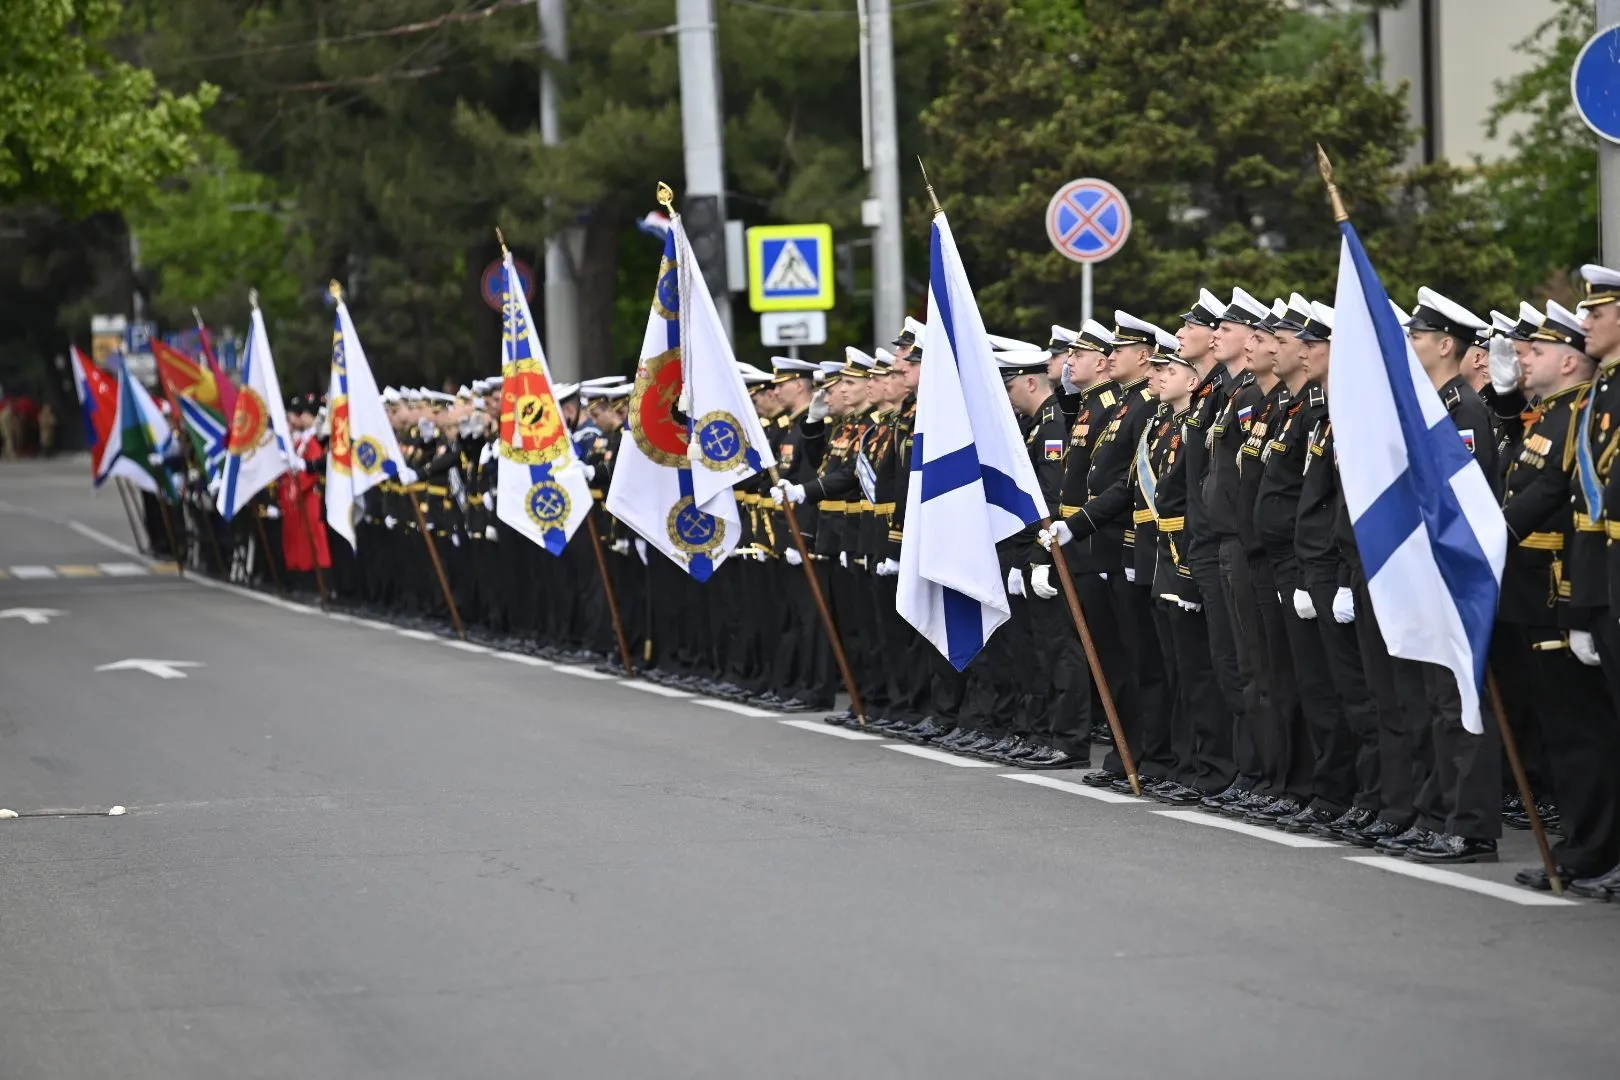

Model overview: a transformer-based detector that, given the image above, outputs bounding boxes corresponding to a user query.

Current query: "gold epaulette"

[1520,532,1564,551]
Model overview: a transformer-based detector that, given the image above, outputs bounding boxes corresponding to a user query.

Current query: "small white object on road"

[108,806,127,816]
[0,607,64,626]
[0,809,17,819]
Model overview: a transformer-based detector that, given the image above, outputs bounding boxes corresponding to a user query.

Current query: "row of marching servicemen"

[218,269,1620,902]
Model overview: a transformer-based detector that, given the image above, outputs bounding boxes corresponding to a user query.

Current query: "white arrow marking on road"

[94,659,203,680]
[0,608,64,626]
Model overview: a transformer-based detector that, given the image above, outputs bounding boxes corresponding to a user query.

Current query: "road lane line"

[491,651,553,667]
[621,681,694,698]
[442,640,493,654]
[394,629,440,641]
[780,719,885,740]
[9,566,57,579]
[884,744,998,768]
[1000,773,1141,803]
[98,562,148,576]
[1342,856,1580,906]
[55,565,101,577]
[1152,810,1340,848]
[550,666,615,681]
[691,699,778,717]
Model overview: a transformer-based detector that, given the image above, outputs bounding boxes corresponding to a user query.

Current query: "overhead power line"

[170,0,527,65]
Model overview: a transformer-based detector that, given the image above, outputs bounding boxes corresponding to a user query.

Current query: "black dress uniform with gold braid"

[1134,397,1187,786]
[1054,379,1121,574]
[765,402,832,711]
[1020,385,1091,766]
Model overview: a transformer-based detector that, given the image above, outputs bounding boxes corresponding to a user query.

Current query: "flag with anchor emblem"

[606,211,755,580]
[494,249,593,555]
[324,290,415,550]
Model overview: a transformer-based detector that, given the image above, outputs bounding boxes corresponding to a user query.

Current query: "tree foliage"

[919,0,1517,335]
[0,0,217,215]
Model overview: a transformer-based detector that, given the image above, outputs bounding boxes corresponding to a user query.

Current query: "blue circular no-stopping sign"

[1573,24,1620,143]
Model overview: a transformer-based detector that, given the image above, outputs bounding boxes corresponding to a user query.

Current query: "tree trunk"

[576,207,622,380]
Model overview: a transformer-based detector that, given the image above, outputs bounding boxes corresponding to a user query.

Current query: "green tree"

[0,0,217,215]
[919,0,1516,336]
[1481,0,1597,302]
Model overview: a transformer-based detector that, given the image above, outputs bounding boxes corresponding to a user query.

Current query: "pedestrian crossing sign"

[747,224,835,312]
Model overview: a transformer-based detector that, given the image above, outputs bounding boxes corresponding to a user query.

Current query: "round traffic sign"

[1573,24,1620,144]
[1045,178,1132,265]
[480,259,536,311]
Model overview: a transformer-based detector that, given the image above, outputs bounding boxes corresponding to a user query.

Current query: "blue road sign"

[1573,24,1620,144]
[1045,178,1132,265]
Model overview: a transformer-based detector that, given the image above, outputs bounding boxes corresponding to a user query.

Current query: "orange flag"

[152,339,220,410]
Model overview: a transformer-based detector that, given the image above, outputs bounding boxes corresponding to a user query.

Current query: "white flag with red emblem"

[324,292,414,549]
[218,302,297,521]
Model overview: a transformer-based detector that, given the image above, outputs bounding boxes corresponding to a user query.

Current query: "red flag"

[152,339,220,411]
[68,346,122,484]
[195,318,238,422]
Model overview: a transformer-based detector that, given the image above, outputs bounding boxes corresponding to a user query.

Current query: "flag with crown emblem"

[494,249,592,554]
[218,304,297,521]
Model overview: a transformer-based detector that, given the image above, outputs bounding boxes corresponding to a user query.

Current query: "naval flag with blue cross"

[493,245,593,555]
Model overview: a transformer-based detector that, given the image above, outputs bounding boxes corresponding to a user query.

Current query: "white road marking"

[884,744,998,768]
[620,681,693,698]
[1000,773,1141,803]
[550,666,615,681]
[1342,856,1581,907]
[491,652,553,667]
[394,629,439,641]
[98,562,148,577]
[9,565,56,579]
[442,640,492,654]
[691,699,778,717]
[1151,809,1340,848]
[780,718,885,740]
[69,520,143,558]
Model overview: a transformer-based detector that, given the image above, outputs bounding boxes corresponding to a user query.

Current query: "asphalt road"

[1,458,1618,1079]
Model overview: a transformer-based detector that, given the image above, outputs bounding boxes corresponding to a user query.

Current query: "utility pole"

[866,0,904,345]
[676,0,732,338]
[538,0,582,380]
[1599,1,1620,263]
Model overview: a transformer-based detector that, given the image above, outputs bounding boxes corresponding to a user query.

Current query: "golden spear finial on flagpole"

[328,279,344,302]
[495,226,508,255]
[656,182,675,216]
[918,157,942,218]
[248,288,259,309]
[1316,144,1348,223]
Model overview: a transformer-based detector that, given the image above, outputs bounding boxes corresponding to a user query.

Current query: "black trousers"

[1027,586,1092,754]
[1098,579,1170,777]
[1412,661,1502,839]
[1190,544,1246,781]
[1247,556,1305,798]
[1165,601,1236,793]
[1531,620,1620,876]
[1276,591,1344,810]
[1306,584,1371,812]
[1218,538,1267,791]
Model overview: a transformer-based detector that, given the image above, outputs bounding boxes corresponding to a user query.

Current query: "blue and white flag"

[606,217,759,580]
[493,249,593,555]
[217,303,296,521]
[897,211,1045,670]
[1329,222,1507,733]
[325,293,414,550]
[179,395,229,485]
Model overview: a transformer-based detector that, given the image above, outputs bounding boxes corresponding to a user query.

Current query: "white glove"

[611,538,630,555]
[266,506,281,519]
[485,525,498,541]
[186,468,201,483]
[1176,598,1202,613]
[875,557,899,577]
[1098,572,1108,581]
[384,515,397,528]
[785,547,803,566]
[1030,564,1059,599]
[1489,336,1521,395]
[1124,566,1136,583]
[1037,519,1073,550]
[634,538,649,565]
[1006,567,1026,597]
[582,464,596,481]
[773,481,806,505]
[451,532,461,547]
[838,551,848,569]
[1059,362,1081,395]
[1332,586,1355,623]
[1294,589,1318,620]
[1570,630,1602,667]
[807,389,830,423]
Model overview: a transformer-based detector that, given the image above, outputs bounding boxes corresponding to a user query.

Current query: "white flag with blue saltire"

[897,211,1045,670]
[325,295,414,550]
[494,249,593,554]
[218,304,296,520]
[179,395,228,485]
[1329,221,1506,733]
[674,218,775,507]
[605,223,741,580]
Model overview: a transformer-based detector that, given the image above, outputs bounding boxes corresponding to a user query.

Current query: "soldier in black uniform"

[1376,288,1504,863]
[1043,311,1167,790]
[1000,347,1084,768]
[1486,302,1614,888]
